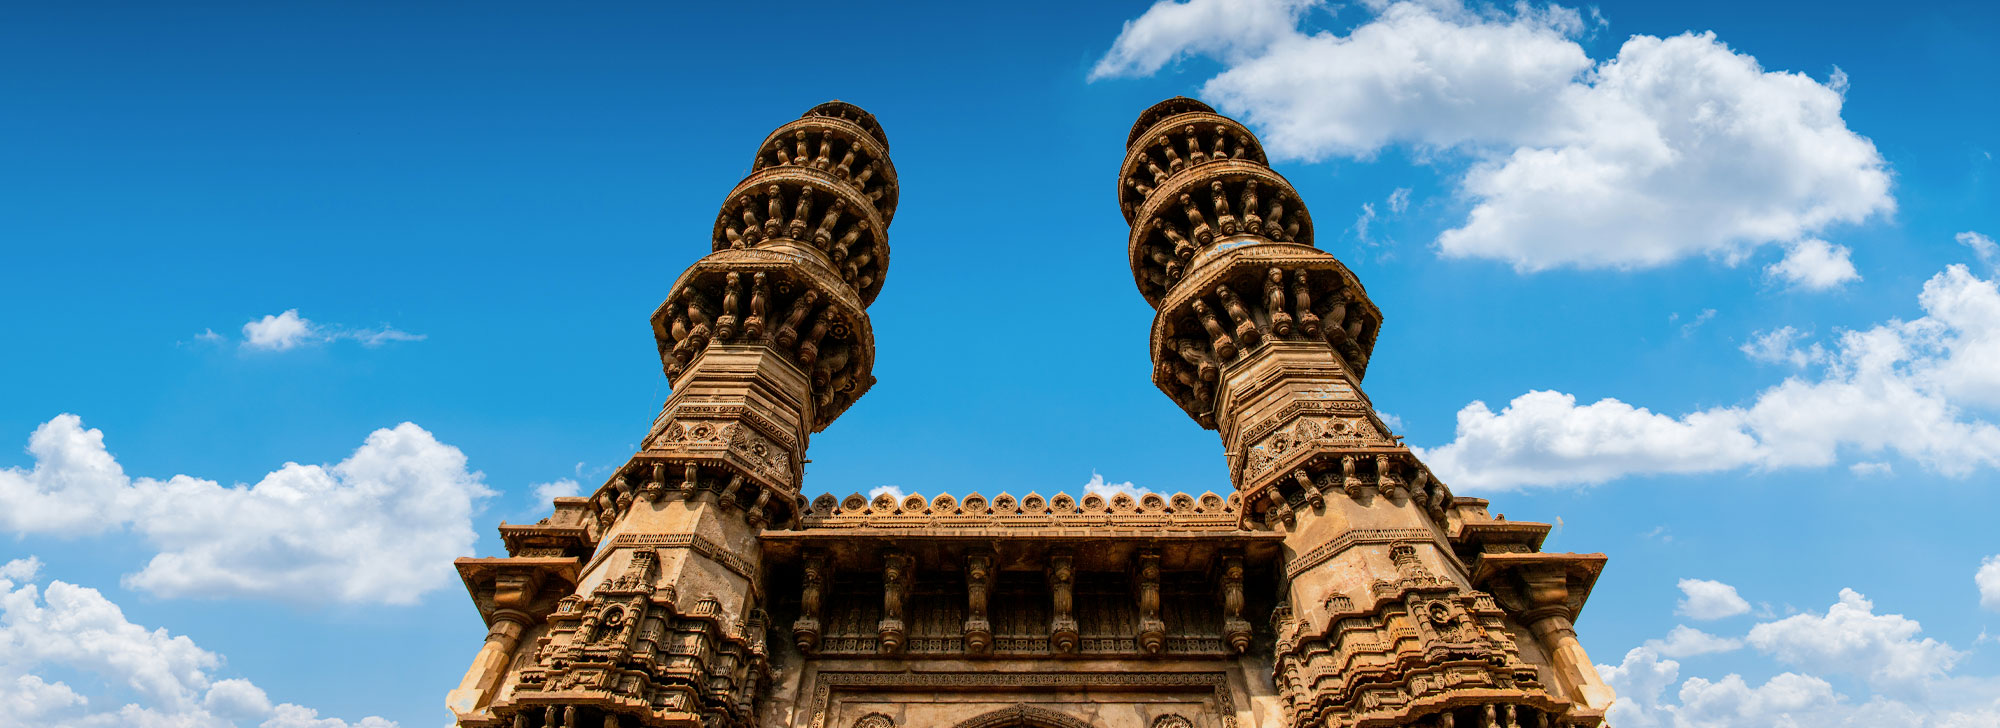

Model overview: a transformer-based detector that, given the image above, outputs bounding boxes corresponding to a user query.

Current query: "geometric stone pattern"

[446,99,1617,728]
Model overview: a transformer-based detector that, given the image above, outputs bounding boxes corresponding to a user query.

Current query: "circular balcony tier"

[709,167,890,306]
[652,242,878,432]
[1127,161,1313,307]
[752,107,899,224]
[1126,96,1218,148]
[1118,111,1268,223]
[1146,243,1383,427]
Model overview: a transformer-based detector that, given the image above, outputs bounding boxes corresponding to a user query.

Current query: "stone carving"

[879,550,912,655]
[447,98,1614,728]
[1049,551,1078,654]
[852,713,894,728]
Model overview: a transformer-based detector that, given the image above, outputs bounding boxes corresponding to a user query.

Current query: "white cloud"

[1747,589,1961,690]
[1766,238,1861,290]
[531,479,580,503]
[243,310,315,351]
[1741,326,1826,367]
[1081,471,1155,500]
[1088,0,1316,81]
[1646,625,1743,658]
[1959,231,1997,268]
[0,415,492,606]
[1601,588,2000,727]
[1679,308,1717,337]
[1387,187,1412,214]
[0,558,396,727]
[867,485,906,501]
[1847,461,1893,476]
[1093,0,1892,275]
[1677,579,1752,620]
[230,310,423,351]
[1418,263,2000,488]
[1977,555,2000,612]
[1417,390,1760,488]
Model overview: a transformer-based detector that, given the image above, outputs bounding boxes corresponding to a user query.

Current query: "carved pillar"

[1135,551,1165,656]
[1220,552,1251,654]
[792,550,828,653]
[964,551,994,655]
[445,612,529,717]
[1048,551,1078,654]
[879,550,911,654]
[1516,566,1616,711]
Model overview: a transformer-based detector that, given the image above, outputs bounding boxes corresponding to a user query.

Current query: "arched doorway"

[946,704,1096,728]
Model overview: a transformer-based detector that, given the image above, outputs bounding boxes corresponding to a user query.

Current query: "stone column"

[445,612,528,717]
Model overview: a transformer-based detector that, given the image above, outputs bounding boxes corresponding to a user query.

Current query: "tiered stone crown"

[1122,98,1384,429]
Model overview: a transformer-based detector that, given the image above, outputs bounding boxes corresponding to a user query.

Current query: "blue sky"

[1,0,1997,725]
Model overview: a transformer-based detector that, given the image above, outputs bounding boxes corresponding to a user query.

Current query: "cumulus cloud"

[0,557,396,727]
[867,484,907,501]
[0,415,492,606]
[228,309,423,351]
[1645,625,1743,658]
[1418,263,2000,488]
[1676,579,1752,620]
[1747,589,1961,690]
[1081,471,1156,500]
[1766,238,1861,290]
[1601,587,2000,727]
[1092,0,1892,275]
[1981,556,2000,612]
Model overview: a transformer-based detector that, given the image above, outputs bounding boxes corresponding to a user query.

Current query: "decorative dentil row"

[801,488,1243,525]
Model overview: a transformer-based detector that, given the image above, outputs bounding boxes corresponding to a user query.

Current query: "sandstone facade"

[445,99,1616,728]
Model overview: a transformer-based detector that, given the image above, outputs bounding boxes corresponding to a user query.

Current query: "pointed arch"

[946,704,1095,728]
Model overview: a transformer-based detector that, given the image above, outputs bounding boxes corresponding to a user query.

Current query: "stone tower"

[446,100,898,728]
[1119,97,1615,726]
[445,99,1616,728]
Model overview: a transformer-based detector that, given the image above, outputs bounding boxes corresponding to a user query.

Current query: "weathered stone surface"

[445,99,1615,728]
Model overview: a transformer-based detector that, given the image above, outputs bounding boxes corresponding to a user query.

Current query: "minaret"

[446,101,897,728]
[1119,98,1616,727]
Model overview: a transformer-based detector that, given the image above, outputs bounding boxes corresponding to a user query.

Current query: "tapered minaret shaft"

[1118,97,1615,728]
[447,102,897,728]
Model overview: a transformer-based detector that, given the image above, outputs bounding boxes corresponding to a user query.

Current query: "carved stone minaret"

[446,101,897,728]
[1119,98,1616,727]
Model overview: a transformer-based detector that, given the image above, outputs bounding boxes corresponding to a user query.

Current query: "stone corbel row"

[587,459,798,532]
[1248,452,1453,529]
[710,181,884,296]
[1155,266,1382,425]
[659,270,869,403]
[1117,105,1270,219]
